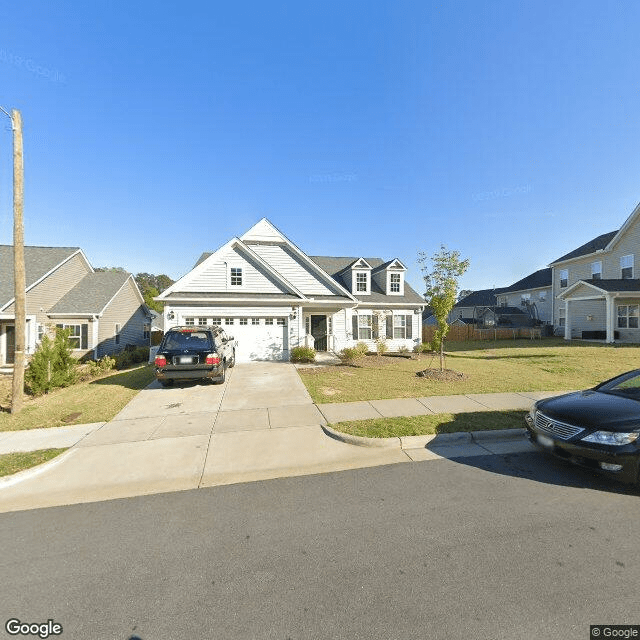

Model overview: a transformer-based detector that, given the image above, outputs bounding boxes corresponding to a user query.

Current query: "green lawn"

[0,448,68,477]
[0,366,155,432]
[332,410,526,438]
[299,338,640,403]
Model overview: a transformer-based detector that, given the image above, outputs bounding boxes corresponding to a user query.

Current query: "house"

[156,219,425,362]
[551,202,640,343]
[495,268,553,325]
[0,245,151,365]
[447,288,506,324]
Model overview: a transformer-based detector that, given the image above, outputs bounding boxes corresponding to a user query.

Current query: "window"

[539,291,546,302]
[393,315,406,339]
[327,316,333,334]
[56,324,88,350]
[211,317,221,325]
[559,269,568,288]
[276,318,285,326]
[621,255,634,279]
[198,317,207,326]
[225,318,234,325]
[618,305,639,328]
[305,317,310,334]
[358,314,372,339]
[239,318,248,325]
[185,317,195,326]
[115,323,121,345]
[521,294,531,305]
[143,323,150,340]
[265,318,274,325]
[230,267,243,286]
[558,306,566,327]
[390,273,401,293]
[251,318,260,325]
[37,324,45,343]
[355,272,368,292]
[591,261,602,280]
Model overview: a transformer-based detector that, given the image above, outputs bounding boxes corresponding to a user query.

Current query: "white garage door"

[227,318,288,362]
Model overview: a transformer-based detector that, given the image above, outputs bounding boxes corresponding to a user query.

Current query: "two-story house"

[156,219,425,362]
[552,202,640,343]
[495,268,552,325]
[0,245,151,365]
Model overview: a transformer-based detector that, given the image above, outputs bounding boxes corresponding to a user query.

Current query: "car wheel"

[214,362,226,384]
[228,350,236,368]
[159,379,173,387]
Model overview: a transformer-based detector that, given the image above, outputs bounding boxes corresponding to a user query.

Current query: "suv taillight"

[206,354,220,365]
[155,355,167,367]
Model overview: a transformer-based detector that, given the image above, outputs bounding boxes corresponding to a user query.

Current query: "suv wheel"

[214,361,226,384]
[228,350,236,368]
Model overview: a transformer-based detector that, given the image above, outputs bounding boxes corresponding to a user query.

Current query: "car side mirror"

[227,335,234,341]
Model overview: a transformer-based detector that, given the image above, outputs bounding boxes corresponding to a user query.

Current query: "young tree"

[418,245,470,371]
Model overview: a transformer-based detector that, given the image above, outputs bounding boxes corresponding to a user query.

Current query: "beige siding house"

[157,219,424,362]
[495,268,552,325]
[552,202,640,342]
[0,245,150,365]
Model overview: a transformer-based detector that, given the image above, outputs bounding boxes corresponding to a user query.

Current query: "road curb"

[0,448,76,488]
[322,425,526,450]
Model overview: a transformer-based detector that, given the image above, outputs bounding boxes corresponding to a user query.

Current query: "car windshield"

[163,331,212,350]
[597,370,640,398]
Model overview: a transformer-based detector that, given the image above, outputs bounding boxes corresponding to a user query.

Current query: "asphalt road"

[0,450,638,640]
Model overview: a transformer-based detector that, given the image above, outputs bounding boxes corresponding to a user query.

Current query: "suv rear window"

[162,331,212,350]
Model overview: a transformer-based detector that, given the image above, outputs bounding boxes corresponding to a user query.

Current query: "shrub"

[355,342,369,357]
[291,346,316,363]
[338,345,367,365]
[398,345,409,354]
[414,342,432,354]
[112,346,149,369]
[87,355,116,377]
[25,327,78,395]
[375,338,388,355]
[113,350,133,369]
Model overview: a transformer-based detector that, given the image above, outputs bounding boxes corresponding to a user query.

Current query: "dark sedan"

[525,369,640,485]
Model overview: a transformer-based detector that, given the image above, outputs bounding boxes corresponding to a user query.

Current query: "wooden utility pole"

[11,109,25,414]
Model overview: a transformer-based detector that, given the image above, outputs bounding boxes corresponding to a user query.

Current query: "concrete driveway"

[0,363,407,512]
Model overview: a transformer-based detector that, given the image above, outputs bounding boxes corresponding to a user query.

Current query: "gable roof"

[309,256,423,304]
[550,230,617,265]
[0,245,84,308]
[48,272,138,315]
[455,288,506,308]
[502,268,552,293]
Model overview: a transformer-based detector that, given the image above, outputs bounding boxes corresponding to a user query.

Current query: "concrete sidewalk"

[0,362,569,512]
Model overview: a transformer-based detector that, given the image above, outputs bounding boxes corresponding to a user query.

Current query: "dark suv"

[154,325,236,387]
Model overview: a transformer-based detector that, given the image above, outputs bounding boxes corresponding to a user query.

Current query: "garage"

[221,317,288,363]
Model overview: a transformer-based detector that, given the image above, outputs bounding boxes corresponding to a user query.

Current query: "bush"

[414,342,432,354]
[291,346,316,363]
[25,327,78,395]
[113,346,149,369]
[87,355,116,377]
[375,338,388,355]
[355,342,369,356]
[338,345,367,365]
[398,345,409,354]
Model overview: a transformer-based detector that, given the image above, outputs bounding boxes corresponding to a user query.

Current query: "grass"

[299,338,640,403]
[331,410,526,438]
[0,365,155,432]
[0,448,68,477]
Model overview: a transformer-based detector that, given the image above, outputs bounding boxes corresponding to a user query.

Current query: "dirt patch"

[62,412,82,423]
[416,368,468,382]
[321,387,341,397]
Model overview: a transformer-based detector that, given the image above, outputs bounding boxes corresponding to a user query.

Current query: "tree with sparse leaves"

[418,245,470,371]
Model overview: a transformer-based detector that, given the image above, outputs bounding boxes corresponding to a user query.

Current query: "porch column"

[564,300,571,340]
[605,294,615,343]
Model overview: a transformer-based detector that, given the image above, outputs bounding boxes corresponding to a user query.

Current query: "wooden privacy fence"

[422,325,542,343]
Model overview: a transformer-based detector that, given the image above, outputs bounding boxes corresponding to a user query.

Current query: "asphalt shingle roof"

[48,272,131,314]
[502,268,552,293]
[455,288,506,307]
[578,278,640,293]
[551,231,617,264]
[0,245,80,308]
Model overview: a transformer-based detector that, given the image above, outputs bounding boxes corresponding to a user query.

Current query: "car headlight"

[525,407,536,426]
[581,431,640,446]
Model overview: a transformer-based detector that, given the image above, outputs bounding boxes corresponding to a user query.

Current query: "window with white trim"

[56,324,88,350]
[559,269,568,288]
[115,323,121,345]
[265,318,274,325]
[558,306,566,327]
[390,273,401,293]
[393,315,407,339]
[521,293,531,305]
[37,324,45,343]
[212,317,221,325]
[251,318,260,325]
[143,323,150,340]
[591,261,602,280]
[198,317,207,326]
[618,304,639,328]
[621,255,634,279]
[239,318,248,325]
[225,318,234,325]
[539,291,546,302]
[230,267,243,286]
[327,316,333,334]
[277,318,285,326]
[185,317,195,326]
[358,314,372,339]
[355,272,368,293]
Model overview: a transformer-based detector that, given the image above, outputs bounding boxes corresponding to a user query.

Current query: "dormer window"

[390,273,401,293]
[356,272,368,292]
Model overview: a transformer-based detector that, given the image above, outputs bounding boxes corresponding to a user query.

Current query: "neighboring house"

[447,288,506,324]
[0,245,151,365]
[156,219,425,362]
[495,268,553,325]
[551,201,640,342]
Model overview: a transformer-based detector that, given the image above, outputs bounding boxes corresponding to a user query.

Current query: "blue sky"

[1,1,640,295]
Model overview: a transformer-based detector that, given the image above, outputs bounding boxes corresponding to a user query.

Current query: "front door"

[5,325,15,365]
[310,315,327,351]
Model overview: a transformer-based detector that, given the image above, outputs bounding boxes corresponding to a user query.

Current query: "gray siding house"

[0,245,151,364]
[157,219,425,362]
[496,268,552,325]
[552,201,640,342]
